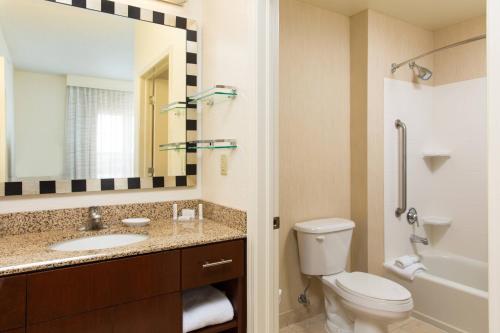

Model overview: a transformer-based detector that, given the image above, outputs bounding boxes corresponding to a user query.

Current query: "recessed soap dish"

[422,216,452,226]
[422,151,451,159]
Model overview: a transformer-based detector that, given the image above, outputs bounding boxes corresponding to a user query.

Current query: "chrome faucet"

[407,208,429,245]
[80,206,104,231]
[410,234,429,245]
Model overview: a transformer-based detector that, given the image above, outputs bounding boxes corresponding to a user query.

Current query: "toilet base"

[323,279,410,333]
[353,318,387,333]
[323,283,354,333]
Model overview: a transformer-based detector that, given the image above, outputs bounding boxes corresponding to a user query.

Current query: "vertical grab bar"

[395,119,407,217]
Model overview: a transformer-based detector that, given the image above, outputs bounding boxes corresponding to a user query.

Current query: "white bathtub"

[385,252,488,333]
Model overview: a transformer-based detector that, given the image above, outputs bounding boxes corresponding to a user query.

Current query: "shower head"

[409,61,432,80]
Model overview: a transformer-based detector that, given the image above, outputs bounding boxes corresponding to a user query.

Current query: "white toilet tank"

[294,218,355,276]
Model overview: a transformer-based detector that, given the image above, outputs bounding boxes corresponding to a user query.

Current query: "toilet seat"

[322,272,413,313]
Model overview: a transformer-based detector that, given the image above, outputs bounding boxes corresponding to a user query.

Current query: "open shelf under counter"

[190,319,238,333]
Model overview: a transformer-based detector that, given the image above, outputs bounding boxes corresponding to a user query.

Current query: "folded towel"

[183,285,234,333]
[395,255,420,269]
[386,261,427,281]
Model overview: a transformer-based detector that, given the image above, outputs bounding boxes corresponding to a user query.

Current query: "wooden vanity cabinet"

[0,276,26,332]
[0,239,246,333]
[27,251,180,324]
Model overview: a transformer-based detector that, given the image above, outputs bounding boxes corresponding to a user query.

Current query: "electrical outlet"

[221,155,228,176]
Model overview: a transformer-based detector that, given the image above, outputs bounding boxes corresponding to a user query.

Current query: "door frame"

[252,0,279,332]
[487,0,500,331]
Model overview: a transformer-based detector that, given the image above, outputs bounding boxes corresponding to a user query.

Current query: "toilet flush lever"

[316,236,325,242]
[407,207,419,227]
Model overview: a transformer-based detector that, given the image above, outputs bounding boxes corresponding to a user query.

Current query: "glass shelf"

[159,139,237,151]
[188,85,237,105]
[160,101,186,114]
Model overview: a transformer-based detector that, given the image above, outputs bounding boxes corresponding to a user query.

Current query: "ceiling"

[0,0,134,80]
[300,0,486,31]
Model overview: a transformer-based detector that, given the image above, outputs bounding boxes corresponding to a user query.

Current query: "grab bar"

[395,119,407,217]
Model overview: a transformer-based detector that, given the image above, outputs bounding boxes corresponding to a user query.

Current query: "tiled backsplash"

[0,200,246,236]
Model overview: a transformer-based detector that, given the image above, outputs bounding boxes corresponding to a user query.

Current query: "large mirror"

[0,0,197,195]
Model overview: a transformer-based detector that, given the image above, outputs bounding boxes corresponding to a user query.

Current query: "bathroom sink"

[50,234,149,252]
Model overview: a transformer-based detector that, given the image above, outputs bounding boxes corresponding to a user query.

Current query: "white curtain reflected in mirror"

[64,85,135,179]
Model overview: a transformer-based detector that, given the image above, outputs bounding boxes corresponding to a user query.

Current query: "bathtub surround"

[384,77,487,262]
[0,200,246,237]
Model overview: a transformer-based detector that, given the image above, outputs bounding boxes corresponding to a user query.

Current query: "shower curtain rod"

[391,33,486,73]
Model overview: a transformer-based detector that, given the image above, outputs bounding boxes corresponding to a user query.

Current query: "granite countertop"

[0,218,246,277]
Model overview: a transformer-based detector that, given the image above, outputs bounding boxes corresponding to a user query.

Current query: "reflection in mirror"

[0,0,187,182]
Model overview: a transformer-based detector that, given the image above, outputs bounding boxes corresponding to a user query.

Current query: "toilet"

[294,218,413,333]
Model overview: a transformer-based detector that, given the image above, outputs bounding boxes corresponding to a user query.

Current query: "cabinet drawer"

[27,308,113,333]
[27,251,180,324]
[113,293,181,333]
[2,329,25,333]
[182,240,244,289]
[0,275,26,331]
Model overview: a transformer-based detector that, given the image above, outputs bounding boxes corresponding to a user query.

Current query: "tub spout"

[410,234,429,245]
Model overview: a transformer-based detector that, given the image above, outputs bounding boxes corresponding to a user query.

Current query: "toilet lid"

[335,272,411,302]
[294,218,355,234]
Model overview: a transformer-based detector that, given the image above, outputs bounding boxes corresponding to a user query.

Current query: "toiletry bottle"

[173,203,178,220]
[198,203,203,220]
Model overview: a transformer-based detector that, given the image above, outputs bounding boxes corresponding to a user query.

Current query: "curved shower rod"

[391,33,486,73]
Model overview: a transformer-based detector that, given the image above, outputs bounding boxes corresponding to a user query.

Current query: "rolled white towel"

[385,260,427,281]
[183,285,234,333]
[395,255,420,269]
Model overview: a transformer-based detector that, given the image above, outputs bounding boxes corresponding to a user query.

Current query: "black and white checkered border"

[0,0,198,197]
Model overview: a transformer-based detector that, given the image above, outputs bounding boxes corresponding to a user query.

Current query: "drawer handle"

[202,259,233,269]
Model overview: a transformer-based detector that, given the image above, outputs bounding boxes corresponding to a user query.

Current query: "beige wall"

[434,15,486,86]
[0,26,13,183]
[349,11,368,273]
[200,0,259,212]
[350,9,434,274]
[0,58,6,182]
[279,0,350,326]
[14,70,66,180]
[199,1,263,330]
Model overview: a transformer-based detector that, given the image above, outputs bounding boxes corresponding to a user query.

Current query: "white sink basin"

[50,234,149,252]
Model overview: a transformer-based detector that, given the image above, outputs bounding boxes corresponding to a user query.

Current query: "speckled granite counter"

[0,218,246,277]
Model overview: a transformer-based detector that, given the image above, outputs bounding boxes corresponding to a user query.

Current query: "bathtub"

[385,252,488,333]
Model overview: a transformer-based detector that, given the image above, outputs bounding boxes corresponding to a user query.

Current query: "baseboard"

[412,310,468,333]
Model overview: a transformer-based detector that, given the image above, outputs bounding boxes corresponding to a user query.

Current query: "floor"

[280,314,447,333]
